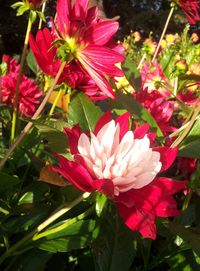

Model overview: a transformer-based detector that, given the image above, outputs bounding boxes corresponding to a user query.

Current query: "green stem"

[38,1,46,29]
[0,61,66,170]
[152,6,175,62]
[171,106,200,148]
[0,192,90,264]
[33,206,92,241]
[49,87,64,115]
[11,14,33,143]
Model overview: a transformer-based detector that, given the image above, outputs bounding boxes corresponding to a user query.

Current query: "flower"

[1,56,43,116]
[25,0,44,9]
[175,0,200,25]
[136,88,176,135]
[140,61,170,97]
[52,112,186,239]
[29,0,124,99]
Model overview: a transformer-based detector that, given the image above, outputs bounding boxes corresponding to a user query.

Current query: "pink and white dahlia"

[52,112,186,239]
[29,0,124,99]
[1,71,42,117]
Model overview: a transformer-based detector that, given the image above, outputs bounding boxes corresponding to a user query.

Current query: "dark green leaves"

[122,56,142,91]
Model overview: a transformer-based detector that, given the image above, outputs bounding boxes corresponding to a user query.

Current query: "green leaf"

[9,248,52,271]
[168,250,200,271]
[178,140,200,159]
[68,92,102,131]
[122,56,142,91]
[0,172,21,194]
[18,192,34,205]
[184,116,200,144]
[160,48,175,78]
[40,219,96,240]
[167,222,200,257]
[34,118,69,154]
[112,91,163,137]
[26,51,37,74]
[93,204,137,271]
[38,236,92,253]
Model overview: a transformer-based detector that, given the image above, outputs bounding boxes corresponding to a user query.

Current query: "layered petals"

[29,0,124,100]
[53,112,185,239]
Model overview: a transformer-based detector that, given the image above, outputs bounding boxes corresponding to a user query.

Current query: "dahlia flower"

[136,89,176,135]
[175,0,200,24]
[52,112,186,239]
[140,61,170,97]
[29,0,124,99]
[1,69,42,117]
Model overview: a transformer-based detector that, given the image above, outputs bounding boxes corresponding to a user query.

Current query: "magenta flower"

[52,112,186,239]
[140,61,170,97]
[176,0,200,24]
[1,56,43,116]
[136,88,176,135]
[29,0,124,99]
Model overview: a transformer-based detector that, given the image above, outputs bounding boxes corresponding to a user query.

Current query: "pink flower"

[1,63,42,116]
[176,0,200,24]
[136,88,176,135]
[29,0,124,99]
[140,61,170,97]
[52,112,186,239]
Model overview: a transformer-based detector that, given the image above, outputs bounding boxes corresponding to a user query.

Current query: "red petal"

[84,21,119,45]
[77,54,116,99]
[73,0,89,19]
[56,0,70,38]
[83,45,124,65]
[52,156,95,192]
[153,146,178,172]
[153,177,186,195]
[133,123,150,139]
[94,111,113,135]
[117,202,156,239]
[93,179,114,197]
[115,112,130,140]
[64,125,81,154]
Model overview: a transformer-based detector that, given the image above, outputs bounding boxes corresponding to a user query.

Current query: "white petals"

[77,120,162,196]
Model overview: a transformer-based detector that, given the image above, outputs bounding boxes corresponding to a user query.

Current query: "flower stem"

[11,14,33,143]
[0,192,90,264]
[171,106,200,148]
[49,87,64,115]
[137,53,146,70]
[38,1,47,29]
[152,6,175,62]
[0,61,66,170]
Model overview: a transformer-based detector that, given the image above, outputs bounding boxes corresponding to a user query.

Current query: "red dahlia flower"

[29,0,124,99]
[175,0,200,24]
[52,112,186,239]
[136,88,176,136]
[1,59,42,116]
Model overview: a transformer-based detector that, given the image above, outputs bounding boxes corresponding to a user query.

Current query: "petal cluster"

[52,112,186,239]
[1,56,42,116]
[29,0,124,100]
